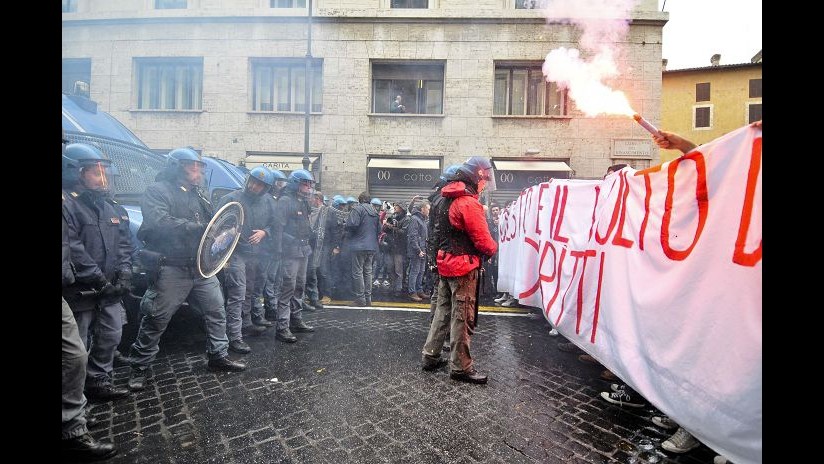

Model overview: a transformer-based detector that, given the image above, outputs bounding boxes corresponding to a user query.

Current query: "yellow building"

[659,52,762,162]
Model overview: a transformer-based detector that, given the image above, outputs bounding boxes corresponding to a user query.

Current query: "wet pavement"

[82,302,721,464]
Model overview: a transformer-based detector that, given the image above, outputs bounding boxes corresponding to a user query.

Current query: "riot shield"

[196,201,244,278]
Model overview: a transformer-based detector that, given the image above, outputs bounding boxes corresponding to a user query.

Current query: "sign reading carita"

[497,124,762,464]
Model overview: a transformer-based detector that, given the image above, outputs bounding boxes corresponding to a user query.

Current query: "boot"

[85,383,130,401]
[251,317,274,327]
[229,339,252,354]
[290,320,315,333]
[275,328,297,343]
[207,356,246,372]
[62,433,117,461]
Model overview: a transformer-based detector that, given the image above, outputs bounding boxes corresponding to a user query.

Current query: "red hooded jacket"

[435,181,498,277]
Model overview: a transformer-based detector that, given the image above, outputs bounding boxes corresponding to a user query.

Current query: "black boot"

[290,320,315,333]
[127,368,147,391]
[207,356,246,371]
[251,317,274,327]
[275,328,297,343]
[229,339,252,354]
[85,383,130,401]
[62,433,117,461]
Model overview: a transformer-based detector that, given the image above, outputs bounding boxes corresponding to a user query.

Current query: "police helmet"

[245,166,276,195]
[441,164,461,182]
[457,156,496,191]
[370,198,382,206]
[62,143,114,192]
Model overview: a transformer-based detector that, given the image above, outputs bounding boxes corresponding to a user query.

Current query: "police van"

[62,90,247,297]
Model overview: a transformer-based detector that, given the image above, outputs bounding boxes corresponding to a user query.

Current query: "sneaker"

[713,456,732,464]
[548,328,559,336]
[373,279,381,287]
[610,383,626,393]
[661,427,700,453]
[651,415,679,431]
[494,293,509,303]
[409,293,423,302]
[320,296,332,304]
[501,296,518,307]
[599,390,645,408]
[382,280,391,287]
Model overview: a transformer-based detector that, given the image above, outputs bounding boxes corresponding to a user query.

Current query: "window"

[270,0,306,7]
[62,59,91,95]
[135,58,203,110]
[62,0,77,13]
[748,103,762,124]
[372,62,444,114]
[694,105,712,129]
[251,59,323,112]
[696,82,710,102]
[155,0,187,9]
[515,0,544,8]
[749,78,762,98]
[493,64,568,116]
[390,0,428,8]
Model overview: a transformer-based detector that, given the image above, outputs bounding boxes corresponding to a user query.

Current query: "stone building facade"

[62,0,667,202]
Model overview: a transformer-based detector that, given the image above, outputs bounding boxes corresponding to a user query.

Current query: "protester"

[406,200,430,301]
[421,156,498,384]
[345,192,381,307]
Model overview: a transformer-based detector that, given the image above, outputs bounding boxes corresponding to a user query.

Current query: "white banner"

[497,124,762,464]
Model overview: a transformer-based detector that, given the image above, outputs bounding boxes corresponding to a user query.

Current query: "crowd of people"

[61,123,758,461]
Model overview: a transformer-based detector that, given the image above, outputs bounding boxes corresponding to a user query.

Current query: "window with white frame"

[155,0,187,9]
[135,58,203,110]
[372,62,444,114]
[493,64,568,116]
[747,103,762,124]
[251,59,323,112]
[62,59,91,95]
[693,105,712,129]
[390,0,428,8]
[270,0,306,7]
[62,0,77,13]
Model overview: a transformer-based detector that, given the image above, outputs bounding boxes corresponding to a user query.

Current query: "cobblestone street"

[82,306,718,463]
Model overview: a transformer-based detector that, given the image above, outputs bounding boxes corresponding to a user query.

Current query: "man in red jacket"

[421,156,497,384]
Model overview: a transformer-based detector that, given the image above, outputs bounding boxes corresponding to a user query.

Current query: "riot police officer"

[127,147,245,391]
[61,143,133,401]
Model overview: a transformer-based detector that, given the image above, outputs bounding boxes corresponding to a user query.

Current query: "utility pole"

[303,0,313,172]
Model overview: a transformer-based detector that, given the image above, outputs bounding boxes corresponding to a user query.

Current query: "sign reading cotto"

[368,167,441,187]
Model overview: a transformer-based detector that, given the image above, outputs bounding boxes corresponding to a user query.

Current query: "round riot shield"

[196,201,244,278]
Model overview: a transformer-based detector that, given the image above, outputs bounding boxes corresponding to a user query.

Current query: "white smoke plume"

[538,0,639,116]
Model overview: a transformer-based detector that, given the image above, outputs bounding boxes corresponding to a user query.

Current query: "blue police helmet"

[167,147,205,169]
[440,164,461,182]
[271,169,287,181]
[332,196,347,207]
[246,166,275,195]
[346,196,357,204]
[288,169,314,185]
[370,198,382,206]
[62,143,114,191]
[456,156,496,190]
